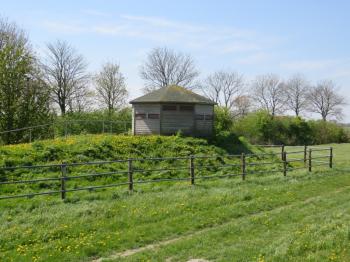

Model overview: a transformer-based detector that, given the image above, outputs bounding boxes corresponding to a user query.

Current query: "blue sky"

[1,0,350,121]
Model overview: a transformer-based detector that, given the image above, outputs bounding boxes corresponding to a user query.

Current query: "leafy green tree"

[0,18,52,144]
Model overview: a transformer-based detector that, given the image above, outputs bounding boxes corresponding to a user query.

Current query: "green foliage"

[233,110,349,145]
[54,109,132,137]
[232,110,271,144]
[211,107,254,154]
[209,131,254,154]
[0,134,268,198]
[309,120,349,144]
[0,134,245,167]
[214,106,234,133]
[0,33,52,145]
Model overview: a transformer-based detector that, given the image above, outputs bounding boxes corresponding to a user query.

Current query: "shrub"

[214,107,234,134]
[309,120,349,144]
[232,110,348,145]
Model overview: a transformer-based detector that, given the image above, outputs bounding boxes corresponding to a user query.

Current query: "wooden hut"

[130,85,216,136]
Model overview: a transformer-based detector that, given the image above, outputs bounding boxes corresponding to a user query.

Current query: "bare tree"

[42,40,88,115]
[251,74,285,116]
[68,82,94,113]
[307,80,346,121]
[232,95,252,117]
[140,47,199,93]
[201,70,245,110]
[283,74,309,116]
[94,62,128,113]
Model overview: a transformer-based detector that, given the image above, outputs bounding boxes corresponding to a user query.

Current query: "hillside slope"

[0,134,254,166]
[0,134,266,198]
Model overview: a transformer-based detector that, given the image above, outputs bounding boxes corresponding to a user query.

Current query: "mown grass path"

[109,171,350,261]
[98,179,350,261]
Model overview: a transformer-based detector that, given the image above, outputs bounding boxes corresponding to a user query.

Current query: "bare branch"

[283,74,309,116]
[94,62,128,113]
[201,70,245,110]
[251,74,285,116]
[139,47,199,93]
[307,80,346,121]
[42,40,89,115]
[231,95,252,117]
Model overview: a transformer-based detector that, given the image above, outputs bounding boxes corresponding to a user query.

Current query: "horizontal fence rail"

[0,146,333,201]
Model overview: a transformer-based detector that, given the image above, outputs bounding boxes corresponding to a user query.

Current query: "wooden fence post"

[283,151,287,176]
[308,149,312,172]
[64,122,68,138]
[190,155,195,185]
[281,144,285,160]
[60,162,67,200]
[128,159,133,192]
[241,153,246,180]
[329,147,333,168]
[304,145,307,167]
[102,121,105,133]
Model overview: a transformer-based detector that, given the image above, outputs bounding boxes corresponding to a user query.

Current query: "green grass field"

[0,139,349,262]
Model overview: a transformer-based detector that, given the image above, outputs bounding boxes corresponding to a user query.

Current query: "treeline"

[215,108,349,146]
[0,17,130,144]
[0,16,348,145]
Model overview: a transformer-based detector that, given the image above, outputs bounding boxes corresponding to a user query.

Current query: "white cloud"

[236,52,271,65]
[280,59,339,71]
[81,9,110,18]
[120,14,206,32]
[40,14,277,59]
[220,43,261,54]
[42,21,87,34]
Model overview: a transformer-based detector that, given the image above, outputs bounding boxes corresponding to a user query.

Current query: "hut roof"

[130,85,216,105]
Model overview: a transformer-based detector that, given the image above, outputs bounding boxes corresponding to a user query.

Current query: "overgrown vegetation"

[0,134,271,198]
[214,107,350,145]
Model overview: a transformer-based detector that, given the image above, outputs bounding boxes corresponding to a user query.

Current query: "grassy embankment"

[0,134,265,197]
[0,135,349,262]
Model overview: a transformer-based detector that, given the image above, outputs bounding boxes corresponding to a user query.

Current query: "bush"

[309,120,349,144]
[232,110,348,145]
[214,107,234,134]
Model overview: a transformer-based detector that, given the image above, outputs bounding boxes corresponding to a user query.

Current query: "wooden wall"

[161,104,194,135]
[133,104,160,135]
[195,104,214,136]
[132,103,214,136]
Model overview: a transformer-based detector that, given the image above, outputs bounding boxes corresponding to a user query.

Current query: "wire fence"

[0,120,132,144]
[0,146,333,200]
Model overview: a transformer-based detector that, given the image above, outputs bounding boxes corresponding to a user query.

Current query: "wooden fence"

[0,146,333,201]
